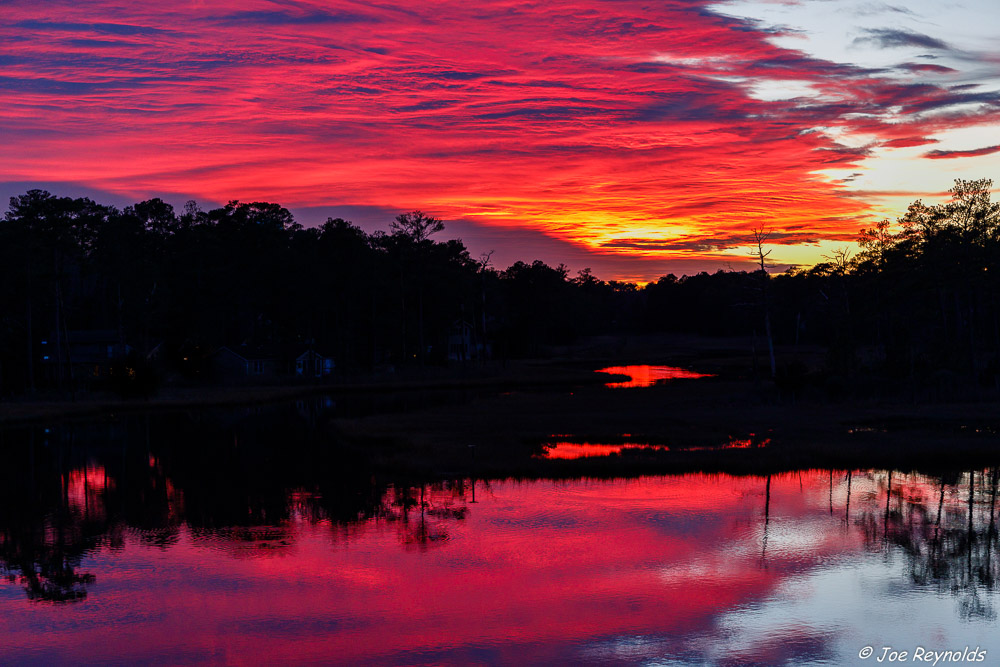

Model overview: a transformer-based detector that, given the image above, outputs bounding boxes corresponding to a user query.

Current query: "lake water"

[597,365,714,388]
[537,434,771,459]
[1,415,997,665]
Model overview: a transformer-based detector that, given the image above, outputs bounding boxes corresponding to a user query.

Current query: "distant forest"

[1,178,998,396]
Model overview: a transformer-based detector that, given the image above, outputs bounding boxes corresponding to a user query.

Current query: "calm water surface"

[537,434,770,459]
[0,416,998,665]
[596,365,714,388]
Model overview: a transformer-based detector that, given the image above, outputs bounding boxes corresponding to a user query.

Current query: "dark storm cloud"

[924,144,1000,160]
[854,28,950,50]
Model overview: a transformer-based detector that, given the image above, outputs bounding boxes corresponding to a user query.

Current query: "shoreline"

[0,361,610,425]
[6,341,1000,482]
[330,374,1000,479]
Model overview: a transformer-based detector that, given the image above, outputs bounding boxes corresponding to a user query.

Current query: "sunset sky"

[3,0,999,281]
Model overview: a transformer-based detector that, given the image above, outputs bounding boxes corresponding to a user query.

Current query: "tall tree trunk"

[418,286,425,368]
[54,274,64,392]
[26,294,35,394]
[845,470,853,523]
[398,270,407,362]
[753,229,776,379]
[59,280,75,399]
[968,295,977,375]
[829,470,833,515]
[884,471,893,545]
[761,474,771,562]
[968,470,975,577]
[481,292,488,364]
[764,309,776,379]
[371,290,378,368]
[989,467,998,537]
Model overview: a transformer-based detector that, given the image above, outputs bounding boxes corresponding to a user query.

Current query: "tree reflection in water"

[855,468,1000,621]
[0,410,479,600]
[0,409,998,627]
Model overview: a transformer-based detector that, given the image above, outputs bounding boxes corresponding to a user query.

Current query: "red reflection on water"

[684,434,772,452]
[598,365,714,388]
[538,433,770,459]
[0,470,995,664]
[65,465,113,519]
[538,442,669,459]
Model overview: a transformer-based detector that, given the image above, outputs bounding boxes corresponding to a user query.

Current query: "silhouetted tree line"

[1,178,997,395]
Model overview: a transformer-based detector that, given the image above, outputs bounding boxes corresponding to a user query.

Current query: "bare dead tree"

[477,250,494,363]
[820,246,856,363]
[752,228,777,379]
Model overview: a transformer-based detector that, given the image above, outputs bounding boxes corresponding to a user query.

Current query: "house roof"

[294,347,333,360]
[212,345,277,361]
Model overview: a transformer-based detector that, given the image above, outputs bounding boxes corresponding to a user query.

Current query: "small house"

[447,320,487,362]
[294,348,334,378]
[40,330,131,380]
[210,345,281,382]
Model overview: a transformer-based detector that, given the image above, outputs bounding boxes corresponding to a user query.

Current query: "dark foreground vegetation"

[0,178,998,400]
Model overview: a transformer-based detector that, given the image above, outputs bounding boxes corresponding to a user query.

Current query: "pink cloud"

[2,0,998,279]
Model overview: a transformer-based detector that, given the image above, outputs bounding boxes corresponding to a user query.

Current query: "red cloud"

[882,137,938,148]
[2,0,998,280]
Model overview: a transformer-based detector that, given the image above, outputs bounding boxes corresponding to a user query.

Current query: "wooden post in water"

[764,474,771,525]
[989,467,998,537]
[830,470,833,516]
[761,474,771,564]
[883,471,892,547]
[29,428,35,492]
[84,465,89,520]
[845,471,852,524]
[829,470,833,515]
[968,470,975,578]
[934,476,946,562]
[988,468,998,579]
